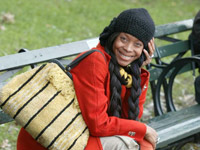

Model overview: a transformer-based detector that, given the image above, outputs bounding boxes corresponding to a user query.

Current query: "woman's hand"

[145,125,158,150]
[142,38,155,67]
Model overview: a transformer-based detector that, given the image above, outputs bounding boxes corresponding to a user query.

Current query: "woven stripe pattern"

[0,63,89,150]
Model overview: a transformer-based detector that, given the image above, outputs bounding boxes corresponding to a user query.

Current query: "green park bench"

[1,18,200,149]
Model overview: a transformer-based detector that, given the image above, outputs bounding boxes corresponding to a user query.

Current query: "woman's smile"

[117,49,134,60]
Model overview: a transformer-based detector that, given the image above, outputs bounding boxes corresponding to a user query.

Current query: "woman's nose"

[124,44,133,53]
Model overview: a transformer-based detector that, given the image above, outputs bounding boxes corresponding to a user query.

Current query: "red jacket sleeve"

[70,51,147,142]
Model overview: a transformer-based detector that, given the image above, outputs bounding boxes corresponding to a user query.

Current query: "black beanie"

[99,8,155,49]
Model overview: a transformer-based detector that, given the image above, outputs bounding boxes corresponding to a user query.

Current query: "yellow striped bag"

[0,62,89,150]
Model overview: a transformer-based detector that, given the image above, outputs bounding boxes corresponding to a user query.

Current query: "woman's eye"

[134,42,142,48]
[120,36,127,42]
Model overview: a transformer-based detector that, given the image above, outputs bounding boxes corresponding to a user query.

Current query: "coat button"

[128,131,136,136]
[143,84,147,91]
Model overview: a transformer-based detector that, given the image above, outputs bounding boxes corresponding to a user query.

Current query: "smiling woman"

[16,8,158,150]
[0,0,200,149]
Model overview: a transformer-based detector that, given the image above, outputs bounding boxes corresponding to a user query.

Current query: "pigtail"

[127,54,144,120]
[105,32,123,117]
[108,57,122,117]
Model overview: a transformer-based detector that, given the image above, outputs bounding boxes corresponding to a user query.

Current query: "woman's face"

[112,32,144,67]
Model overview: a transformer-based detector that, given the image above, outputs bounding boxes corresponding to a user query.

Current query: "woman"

[17,8,158,150]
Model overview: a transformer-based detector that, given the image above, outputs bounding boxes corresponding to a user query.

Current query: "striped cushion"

[0,63,89,150]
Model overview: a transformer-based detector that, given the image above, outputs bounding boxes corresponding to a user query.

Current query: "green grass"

[0,0,199,55]
[0,0,200,149]
[0,122,20,150]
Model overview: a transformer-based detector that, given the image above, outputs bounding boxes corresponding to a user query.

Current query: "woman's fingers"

[142,49,152,67]
[145,125,158,150]
[142,38,155,67]
[148,37,155,57]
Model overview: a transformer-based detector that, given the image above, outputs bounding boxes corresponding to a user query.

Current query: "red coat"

[17,43,150,150]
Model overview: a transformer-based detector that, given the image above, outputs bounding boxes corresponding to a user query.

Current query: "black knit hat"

[99,8,155,49]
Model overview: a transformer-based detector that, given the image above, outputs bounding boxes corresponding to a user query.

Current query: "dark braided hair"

[105,33,145,120]
[126,57,144,120]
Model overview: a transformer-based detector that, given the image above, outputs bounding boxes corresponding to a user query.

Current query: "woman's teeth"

[119,51,132,59]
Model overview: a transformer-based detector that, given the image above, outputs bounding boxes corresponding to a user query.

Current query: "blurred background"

[0,0,199,149]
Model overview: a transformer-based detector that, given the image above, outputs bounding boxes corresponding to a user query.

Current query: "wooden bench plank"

[154,19,193,37]
[0,38,98,71]
[0,68,22,82]
[148,104,200,148]
[0,110,13,124]
[154,40,190,58]
[149,62,196,82]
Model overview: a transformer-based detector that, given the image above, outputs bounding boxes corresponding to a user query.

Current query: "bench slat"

[154,40,190,58]
[0,39,97,71]
[148,104,200,148]
[154,19,193,37]
[149,62,195,82]
[0,68,22,82]
[0,110,13,124]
